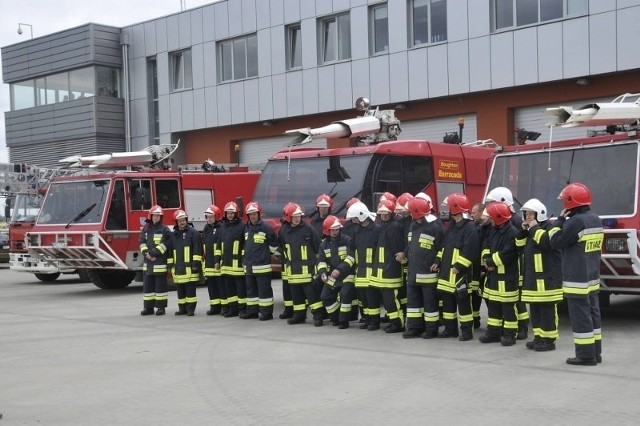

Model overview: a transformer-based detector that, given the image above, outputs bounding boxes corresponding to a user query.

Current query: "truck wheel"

[77,270,91,283]
[87,270,135,289]
[34,272,61,282]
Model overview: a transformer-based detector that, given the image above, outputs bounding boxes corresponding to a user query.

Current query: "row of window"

[493,0,588,30]
[10,66,120,111]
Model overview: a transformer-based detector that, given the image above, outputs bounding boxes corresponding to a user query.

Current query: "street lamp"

[17,23,33,39]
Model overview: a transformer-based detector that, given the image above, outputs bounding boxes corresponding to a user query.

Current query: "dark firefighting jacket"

[351,220,381,287]
[279,222,320,284]
[202,222,221,277]
[549,206,603,297]
[219,218,245,276]
[243,219,277,275]
[139,221,171,275]
[482,222,519,302]
[167,225,203,284]
[406,217,444,285]
[317,233,355,286]
[372,219,405,288]
[436,218,479,294]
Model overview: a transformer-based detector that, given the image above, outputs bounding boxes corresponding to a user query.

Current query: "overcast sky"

[0,0,217,165]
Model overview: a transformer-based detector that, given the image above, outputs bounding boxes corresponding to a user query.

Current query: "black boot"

[459,327,473,341]
[501,333,516,346]
[384,319,404,334]
[239,311,258,319]
[367,317,380,331]
[566,357,597,366]
[517,325,528,340]
[155,307,165,316]
[473,317,481,329]
[329,312,340,326]
[207,305,221,316]
[140,308,154,316]
[259,312,274,321]
[279,306,293,319]
[186,303,196,316]
[338,321,349,329]
[175,305,187,316]
[526,336,541,350]
[224,305,239,318]
[534,338,556,352]
[402,329,422,339]
[479,333,501,344]
[287,311,306,325]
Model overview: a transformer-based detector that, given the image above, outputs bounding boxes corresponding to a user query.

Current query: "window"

[218,34,258,82]
[319,13,351,64]
[69,68,95,100]
[45,73,69,104]
[106,180,127,230]
[286,24,302,70]
[409,0,447,47]
[147,58,160,145]
[155,180,180,208]
[10,80,35,110]
[96,66,121,97]
[130,179,152,211]
[370,4,389,54]
[170,49,193,91]
[493,0,588,30]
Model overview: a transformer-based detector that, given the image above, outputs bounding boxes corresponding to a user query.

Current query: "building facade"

[3,0,640,168]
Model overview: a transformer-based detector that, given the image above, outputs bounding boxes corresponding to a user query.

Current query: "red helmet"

[559,182,592,209]
[316,193,334,208]
[148,205,163,219]
[396,193,414,212]
[174,209,188,221]
[346,197,360,210]
[204,204,223,222]
[322,215,342,236]
[224,201,239,213]
[486,202,512,226]
[283,202,303,223]
[445,193,470,215]
[377,198,396,215]
[245,201,261,215]
[380,192,397,204]
[407,197,430,220]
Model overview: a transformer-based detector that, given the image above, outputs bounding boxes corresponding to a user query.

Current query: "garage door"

[399,114,477,144]
[239,135,327,168]
[514,97,613,143]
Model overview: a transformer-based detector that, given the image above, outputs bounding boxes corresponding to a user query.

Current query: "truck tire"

[77,270,91,283]
[87,270,136,290]
[34,272,61,282]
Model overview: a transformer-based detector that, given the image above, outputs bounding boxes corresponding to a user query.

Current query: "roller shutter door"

[514,97,614,143]
[239,135,327,169]
[399,114,477,144]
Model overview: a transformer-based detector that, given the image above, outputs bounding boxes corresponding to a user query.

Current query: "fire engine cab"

[252,97,495,230]
[485,92,640,305]
[22,144,259,289]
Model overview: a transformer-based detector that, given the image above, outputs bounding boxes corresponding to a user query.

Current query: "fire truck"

[252,97,496,233]
[485,92,640,305]
[23,144,259,289]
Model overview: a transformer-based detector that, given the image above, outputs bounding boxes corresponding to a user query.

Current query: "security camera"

[17,27,23,35]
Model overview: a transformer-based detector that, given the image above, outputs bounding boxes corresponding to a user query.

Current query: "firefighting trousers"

[176,281,197,314]
[320,284,341,321]
[143,274,168,309]
[246,274,273,316]
[224,275,244,313]
[356,287,369,322]
[338,283,356,324]
[472,290,483,321]
[367,287,403,327]
[485,300,517,338]
[281,279,292,309]
[206,276,226,310]
[290,280,323,318]
[406,284,439,333]
[566,293,602,361]
[516,298,530,330]
[438,289,473,334]
[529,302,559,341]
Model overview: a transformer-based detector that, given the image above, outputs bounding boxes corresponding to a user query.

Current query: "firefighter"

[167,209,202,316]
[139,205,171,316]
[433,193,479,341]
[470,202,489,329]
[278,202,295,320]
[203,204,225,316]
[550,183,604,366]
[402,197,444,338]
[395,192,415,316]
[242,201,278,321]
[219,201,244,318]
[342,196,361,319]
[317,215,355,329]
[310,193,333,238]
[370,198,405,333]
[516,198,563,352]
[480,202,519,345]
[485,186,530,339]
[346,201,381,330]
[279,203,324,325]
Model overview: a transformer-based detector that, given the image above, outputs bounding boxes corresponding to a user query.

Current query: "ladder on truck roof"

[546,92,640,128]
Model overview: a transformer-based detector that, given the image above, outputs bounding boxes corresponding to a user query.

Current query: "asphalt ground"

[1,268,639,425]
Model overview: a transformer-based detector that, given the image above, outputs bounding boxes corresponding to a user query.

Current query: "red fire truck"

[484,93,640,305]
[22,144,259,289]
[252,98,495,232]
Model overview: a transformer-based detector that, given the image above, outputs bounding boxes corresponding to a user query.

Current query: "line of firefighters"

[138,182,604,367]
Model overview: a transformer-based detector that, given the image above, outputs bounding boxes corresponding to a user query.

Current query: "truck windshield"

[253,155,372,218]
[10,193,41,223]
[487,142,638,217]
[37,180,110,225]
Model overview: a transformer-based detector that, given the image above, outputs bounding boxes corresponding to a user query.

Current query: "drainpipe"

[120,31,131,154]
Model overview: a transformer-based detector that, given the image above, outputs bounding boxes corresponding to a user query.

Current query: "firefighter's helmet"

[174,209,188,221]
[322,215,342,236]
[485,186,514,206]
[345,197,361,210]
[148,205,163,219]
[415,192,433,206]
[205,204,223,222]
[444,193,470,215]
[396,192,414,212]
[559,182,592,209]
[283,202,304,223]
[316,193,334,208]
[245,201,262,216]
[346,201,375,223]
[377,199,396,215]
[224,201,239,213]
[486,202,512,226]
[380,192,397,204]
[407,197,430,220]
[520,198,548,221]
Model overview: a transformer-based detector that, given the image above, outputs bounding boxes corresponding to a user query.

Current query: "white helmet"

[520,198,548,222]
[485,187,514,206]
[415,192,432,205]
[346,201,376,223]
